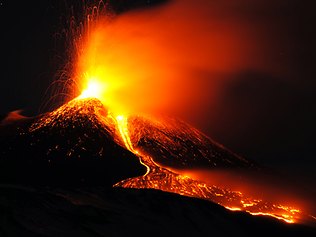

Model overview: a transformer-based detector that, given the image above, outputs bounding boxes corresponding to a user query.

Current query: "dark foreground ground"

[0,186,315,237]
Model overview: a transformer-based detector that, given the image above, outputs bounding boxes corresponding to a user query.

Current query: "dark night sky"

[0,0,315,183]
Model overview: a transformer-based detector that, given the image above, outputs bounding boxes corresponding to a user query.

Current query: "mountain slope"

[0,98,146,186]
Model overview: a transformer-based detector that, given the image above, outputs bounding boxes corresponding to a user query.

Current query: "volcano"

[0,97,315,236]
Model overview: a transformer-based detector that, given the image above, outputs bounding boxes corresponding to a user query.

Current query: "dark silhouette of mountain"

[0,99,146,186]
[128,114,257,169]
[0,98,315,236]
[0,98,255,186]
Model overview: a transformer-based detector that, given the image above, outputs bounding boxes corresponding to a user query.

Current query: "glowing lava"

[79,79,105,100]
[115,115,134,153]
[112,116,302,224]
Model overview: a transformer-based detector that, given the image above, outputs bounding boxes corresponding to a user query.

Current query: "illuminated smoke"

[73,0,289,117]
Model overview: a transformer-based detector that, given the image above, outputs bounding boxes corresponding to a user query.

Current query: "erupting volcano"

[26,94,307,225]
[0,0,315,236]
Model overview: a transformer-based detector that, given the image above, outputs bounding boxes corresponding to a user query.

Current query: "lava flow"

[33,94,305,224]
[110,113,302,224]
[40,0,315,226]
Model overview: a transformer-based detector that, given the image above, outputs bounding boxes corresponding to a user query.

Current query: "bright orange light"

[116,115,124,121]
[73,0,286,121]
[79,78,105,100]
[115,114,135,153]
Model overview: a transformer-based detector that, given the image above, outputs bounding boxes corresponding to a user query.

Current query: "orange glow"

[79,78,105,100]
[115,114,134,153]
[226,207,242,211]
[73,0,284,119]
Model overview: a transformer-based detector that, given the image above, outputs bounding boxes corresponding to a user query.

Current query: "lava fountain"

[41,0,315,225]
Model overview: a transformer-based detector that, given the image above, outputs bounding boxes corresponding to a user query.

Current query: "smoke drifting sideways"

[74,0,290,117]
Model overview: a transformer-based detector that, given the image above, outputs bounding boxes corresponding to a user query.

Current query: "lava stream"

[95,102,303,224]
[115,114,150,175]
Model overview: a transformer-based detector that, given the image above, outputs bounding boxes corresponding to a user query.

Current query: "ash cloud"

[80,0,294,115]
